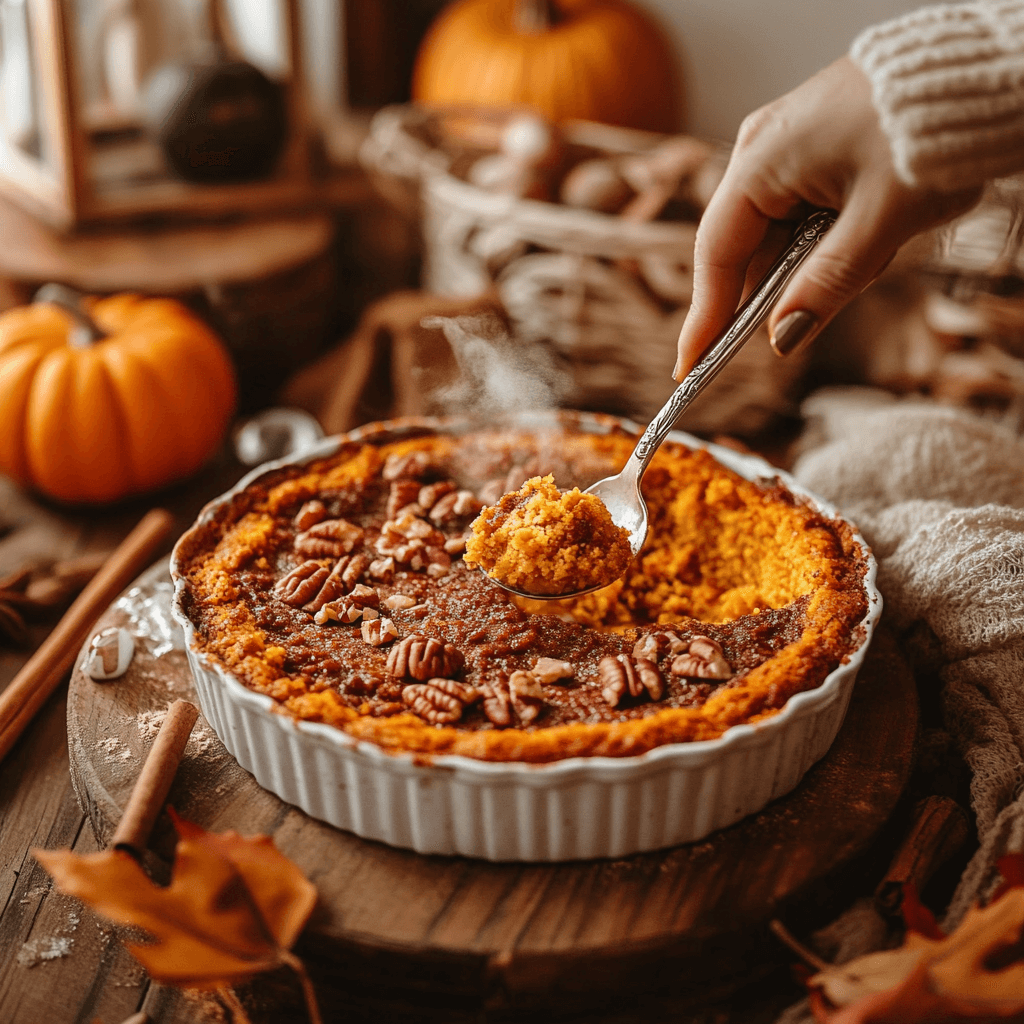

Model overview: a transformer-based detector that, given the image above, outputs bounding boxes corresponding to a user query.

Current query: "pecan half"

[670,636,732,680]
[293,499,327,531]
[295,518,364,558]
[386,634,465,681]
[480,680,512,727]
[362,616,398,646]
[598,654,663,707]
[532,657,573,684]
[632,630,686,664]
[401,680,474,724]
[417,480,455,512]
[387,479,422,518]
[443,536,467,556]
[508,670,545,725]
[273,561,331,607]
[382,450,436,481]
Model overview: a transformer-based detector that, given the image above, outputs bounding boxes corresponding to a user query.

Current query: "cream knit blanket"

[793,387,1024,925]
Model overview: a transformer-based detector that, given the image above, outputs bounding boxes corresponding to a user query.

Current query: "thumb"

[767,190,902,358]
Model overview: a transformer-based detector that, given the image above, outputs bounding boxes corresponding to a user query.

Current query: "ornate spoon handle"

[632,209,836,469]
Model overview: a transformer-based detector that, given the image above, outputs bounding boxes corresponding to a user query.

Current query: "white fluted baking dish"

[170,413,881,861]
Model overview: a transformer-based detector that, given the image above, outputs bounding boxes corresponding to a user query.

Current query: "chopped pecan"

[443,536,467,556]
[368,557,395,581]
[370,701,406,717]
[295,518,364,558]
[293,499,327,531]
[382,450,436,481]
[362,616,398,646]
[532,657,573,684]
[273,561,331,607]
[344,672,382,695]
[670,636,732,680]
[417,480,455,512]
[387,479,422,518]
[314,584,380,625]
[478,479,504,507]
[402,680,473,724]
[508,670,545,725]
[598,654,663,707]
[383,593,417,611]
[375,679,405,701]
[480,680,512,727]
[632,630,686,664]
[423,547,452,578]
[386,634,464,680]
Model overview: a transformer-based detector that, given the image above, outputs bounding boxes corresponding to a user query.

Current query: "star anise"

[0,567,33,646]
[0,552,108,647]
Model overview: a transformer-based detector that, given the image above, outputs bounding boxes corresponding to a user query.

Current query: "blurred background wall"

[635,0,930,140]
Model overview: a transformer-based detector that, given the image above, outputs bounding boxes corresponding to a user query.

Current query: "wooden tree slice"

[67,559,917,1022]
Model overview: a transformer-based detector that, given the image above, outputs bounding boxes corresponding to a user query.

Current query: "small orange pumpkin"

[0,291,237,504]
[412,0,681,134]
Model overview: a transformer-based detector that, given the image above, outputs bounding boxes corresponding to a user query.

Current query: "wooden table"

[0,443,920,1024]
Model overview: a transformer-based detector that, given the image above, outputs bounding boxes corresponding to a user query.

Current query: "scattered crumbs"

[136,707,167,740]
[96,735,134,761]
[18,885,49,904]
[135,706,217,758]
[16,936,74,968]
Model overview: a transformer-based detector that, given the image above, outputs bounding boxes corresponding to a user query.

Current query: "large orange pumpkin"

[0,292,237,504]
[412,0,681,134]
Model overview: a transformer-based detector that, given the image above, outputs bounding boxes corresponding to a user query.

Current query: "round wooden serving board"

[68,560,917,1022]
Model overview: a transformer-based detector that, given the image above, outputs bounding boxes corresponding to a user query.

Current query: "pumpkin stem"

[513,0,561,34]
[34,283,107,348]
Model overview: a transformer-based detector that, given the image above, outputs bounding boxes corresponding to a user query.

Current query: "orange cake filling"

[174,424,869,763]
[465,474,632,595]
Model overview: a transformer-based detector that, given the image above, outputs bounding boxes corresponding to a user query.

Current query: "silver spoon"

[484,209,837,601]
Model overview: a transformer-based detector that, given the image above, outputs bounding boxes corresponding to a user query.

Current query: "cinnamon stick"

[874,795,971,917]
[0,508,175,762]
[113,699,199,856]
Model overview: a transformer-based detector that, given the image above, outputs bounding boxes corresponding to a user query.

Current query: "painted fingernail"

[770,311,818,357]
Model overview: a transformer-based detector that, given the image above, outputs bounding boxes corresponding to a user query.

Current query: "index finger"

[674,188,773,380]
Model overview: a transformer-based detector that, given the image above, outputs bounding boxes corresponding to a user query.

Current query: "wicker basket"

[361,105,810,435]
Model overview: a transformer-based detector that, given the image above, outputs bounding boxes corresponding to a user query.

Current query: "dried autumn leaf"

[34,810,317,988]
[808,853,1024,1023]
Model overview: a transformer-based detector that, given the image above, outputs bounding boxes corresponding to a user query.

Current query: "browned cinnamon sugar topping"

[465,474,632,595]
[174,424,869,763]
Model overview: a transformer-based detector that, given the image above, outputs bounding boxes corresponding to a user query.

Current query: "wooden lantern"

[0,0,316,229]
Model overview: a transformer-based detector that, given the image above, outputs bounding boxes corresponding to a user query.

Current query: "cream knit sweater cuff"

[850,1,1024,191]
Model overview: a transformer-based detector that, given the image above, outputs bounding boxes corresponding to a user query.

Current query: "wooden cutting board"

[67,559,917,1023]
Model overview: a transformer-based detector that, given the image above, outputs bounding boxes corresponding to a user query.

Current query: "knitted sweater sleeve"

[850,1,1024,191]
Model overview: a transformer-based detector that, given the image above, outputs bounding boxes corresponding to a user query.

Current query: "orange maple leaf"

[33,809,317,989]
[807,853,1024,1023]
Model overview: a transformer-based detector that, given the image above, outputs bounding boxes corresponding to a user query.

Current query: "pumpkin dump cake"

[464,474,633,595]
[173,423,869,764]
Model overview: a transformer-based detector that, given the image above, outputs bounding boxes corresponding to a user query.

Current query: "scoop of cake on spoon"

[466,210,837,601]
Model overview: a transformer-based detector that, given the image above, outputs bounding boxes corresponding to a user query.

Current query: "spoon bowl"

[479,210,837,601]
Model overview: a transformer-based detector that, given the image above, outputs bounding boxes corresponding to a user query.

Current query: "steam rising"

[421,314,573,417]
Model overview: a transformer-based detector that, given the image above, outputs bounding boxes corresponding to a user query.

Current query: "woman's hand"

[674,56,983,379]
